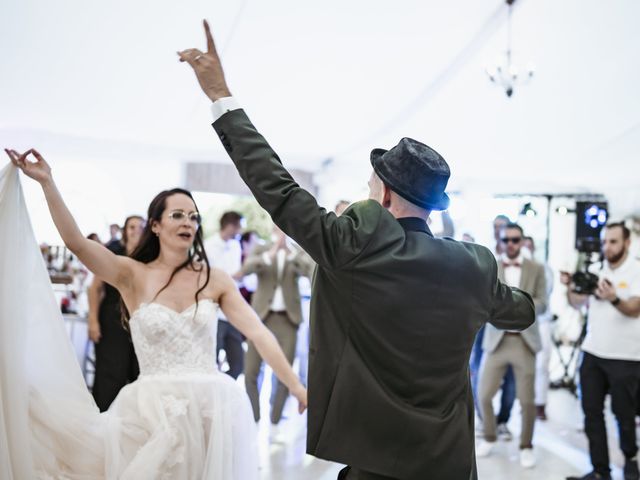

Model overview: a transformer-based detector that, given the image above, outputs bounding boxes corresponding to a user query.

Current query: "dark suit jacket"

[241,243,314,325]
[213,109,535,480]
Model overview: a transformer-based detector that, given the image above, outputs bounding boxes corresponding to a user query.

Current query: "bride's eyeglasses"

[167,210,202,225]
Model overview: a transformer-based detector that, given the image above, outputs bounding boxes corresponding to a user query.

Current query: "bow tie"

[502,261,521,268]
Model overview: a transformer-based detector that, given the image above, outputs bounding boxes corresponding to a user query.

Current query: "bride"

[1,148,307,479]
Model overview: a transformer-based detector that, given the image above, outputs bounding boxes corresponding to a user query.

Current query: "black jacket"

[213,109,535,479]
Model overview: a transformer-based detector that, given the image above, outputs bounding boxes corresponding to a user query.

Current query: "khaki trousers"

[479,333,536,448]
[244,311,298,423]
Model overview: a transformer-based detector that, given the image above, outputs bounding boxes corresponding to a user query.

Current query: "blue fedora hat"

[370,137,450,211]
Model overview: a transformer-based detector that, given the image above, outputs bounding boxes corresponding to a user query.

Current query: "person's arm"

[613,297,640,317]
[215,269,307,411]
[5,149,135,290]
[595,278,640,317]
[439,210,455,238]
[240,248,269,275]
[291,248,315,278]
[531,264,548,315]
[178,21,379,270]
[488,253,535,330]
[87,276,104,343]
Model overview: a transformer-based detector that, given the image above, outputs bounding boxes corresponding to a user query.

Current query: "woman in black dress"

[88,215,144,411]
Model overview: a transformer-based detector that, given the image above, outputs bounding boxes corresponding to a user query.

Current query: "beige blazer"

[483,258,547,353]
[241,243,314,325]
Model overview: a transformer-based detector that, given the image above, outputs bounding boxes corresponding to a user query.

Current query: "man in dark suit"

[178,21,535,480]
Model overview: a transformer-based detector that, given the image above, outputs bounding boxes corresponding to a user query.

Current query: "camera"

[571,270,599,295]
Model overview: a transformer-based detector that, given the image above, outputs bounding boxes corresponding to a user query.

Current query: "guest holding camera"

[564,222,640,480]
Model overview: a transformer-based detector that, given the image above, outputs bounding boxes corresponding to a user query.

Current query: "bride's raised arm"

[214,267,308,412]
[5,148,136,291]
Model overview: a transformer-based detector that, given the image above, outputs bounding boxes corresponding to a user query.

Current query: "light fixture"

[584,204,608,229]
[520,202,537,217]
[486,0,534,97]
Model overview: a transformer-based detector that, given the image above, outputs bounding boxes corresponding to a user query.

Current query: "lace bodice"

[129,299,218,375]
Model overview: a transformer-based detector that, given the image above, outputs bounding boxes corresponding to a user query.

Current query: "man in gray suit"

[179,21,535,480]
[476,223,546,468]
[241,226,314,425]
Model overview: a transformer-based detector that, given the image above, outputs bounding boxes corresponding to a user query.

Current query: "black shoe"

[625,457,640,480]
[566,472,612,480]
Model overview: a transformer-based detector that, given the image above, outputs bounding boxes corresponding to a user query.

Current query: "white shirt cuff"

[211,97,241,122]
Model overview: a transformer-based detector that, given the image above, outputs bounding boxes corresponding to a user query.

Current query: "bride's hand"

[4,149,52,185]
[291,384,308,414]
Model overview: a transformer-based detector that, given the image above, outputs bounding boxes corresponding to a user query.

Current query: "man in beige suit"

[477,223,546,468]
[241,226,314,426]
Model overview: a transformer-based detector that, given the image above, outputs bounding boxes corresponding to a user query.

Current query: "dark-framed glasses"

[501,237,522,244]
[167,210,201,225]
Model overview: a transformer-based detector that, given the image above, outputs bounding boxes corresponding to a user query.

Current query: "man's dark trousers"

[216,319,244,379]
[580,352,640,475]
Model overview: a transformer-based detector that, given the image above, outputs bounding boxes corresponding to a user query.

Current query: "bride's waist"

[136,370,222,382]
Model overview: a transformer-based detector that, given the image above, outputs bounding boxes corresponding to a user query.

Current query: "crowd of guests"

[83,205,640,479]
[468,215,640,480]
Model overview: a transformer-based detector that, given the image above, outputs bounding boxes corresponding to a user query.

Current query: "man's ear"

[382,184,392,209]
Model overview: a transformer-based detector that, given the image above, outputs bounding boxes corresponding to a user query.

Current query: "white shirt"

[204,234,242,320]
[211,97,241,122]
[501,253,523,289]
[501,253,524,333]
[262,249,296,312]
[581,256,640,361]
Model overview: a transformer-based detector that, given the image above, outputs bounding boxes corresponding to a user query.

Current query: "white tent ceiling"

[1,0,639,220]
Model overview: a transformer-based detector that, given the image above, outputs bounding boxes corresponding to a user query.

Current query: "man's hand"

[231,271,243,281]
[595,278,617,302]
[178,20,231,102]
[559,271,572,286]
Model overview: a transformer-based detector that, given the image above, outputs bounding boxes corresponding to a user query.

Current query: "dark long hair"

[121,188,210,324]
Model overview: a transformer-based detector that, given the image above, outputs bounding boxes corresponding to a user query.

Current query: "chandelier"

[486,0,534,97]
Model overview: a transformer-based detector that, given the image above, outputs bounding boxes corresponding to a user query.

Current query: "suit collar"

[397,217,433,237]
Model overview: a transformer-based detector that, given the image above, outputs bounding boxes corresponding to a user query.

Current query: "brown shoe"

[536,405,547,421]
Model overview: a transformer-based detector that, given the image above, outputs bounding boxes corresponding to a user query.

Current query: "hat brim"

[370,149,450,211]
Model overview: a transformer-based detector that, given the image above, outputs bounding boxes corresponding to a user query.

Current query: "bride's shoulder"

[207,265,233,284]
[204,266,235,296]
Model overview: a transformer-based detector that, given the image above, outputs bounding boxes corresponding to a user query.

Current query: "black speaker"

[575,201,608,253]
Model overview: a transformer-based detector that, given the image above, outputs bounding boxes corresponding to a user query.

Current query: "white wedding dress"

[0,163,258,479]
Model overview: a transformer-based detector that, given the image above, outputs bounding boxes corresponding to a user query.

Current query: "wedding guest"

[88,215,144,411]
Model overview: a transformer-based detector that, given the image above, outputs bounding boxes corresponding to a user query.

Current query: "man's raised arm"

[178,20,379,269]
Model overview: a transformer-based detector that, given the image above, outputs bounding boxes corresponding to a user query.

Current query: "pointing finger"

[203,19,216,55]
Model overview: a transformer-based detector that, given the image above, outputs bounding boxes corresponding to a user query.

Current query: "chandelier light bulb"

[485,0,534,97]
